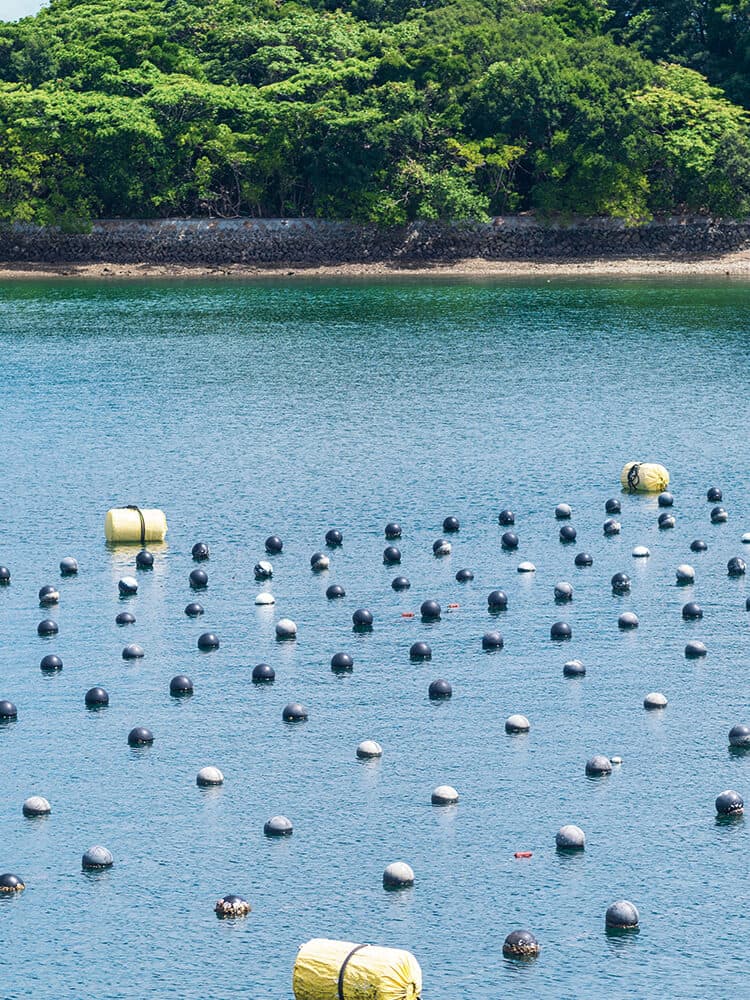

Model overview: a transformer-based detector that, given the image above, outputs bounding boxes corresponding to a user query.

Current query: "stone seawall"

[2,216,750,265]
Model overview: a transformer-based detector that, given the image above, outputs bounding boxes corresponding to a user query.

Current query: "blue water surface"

[0,277,749,999]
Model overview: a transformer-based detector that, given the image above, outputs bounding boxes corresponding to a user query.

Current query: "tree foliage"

[0,0,748,225]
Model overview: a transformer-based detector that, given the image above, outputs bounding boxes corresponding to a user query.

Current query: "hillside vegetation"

[1,0,750,226]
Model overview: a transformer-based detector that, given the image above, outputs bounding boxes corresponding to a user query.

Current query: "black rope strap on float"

[627,464,640,493]
[337,944,368,1000]
[126,505,146,547]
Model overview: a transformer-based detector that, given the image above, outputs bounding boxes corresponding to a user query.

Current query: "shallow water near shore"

[1,278,749,999]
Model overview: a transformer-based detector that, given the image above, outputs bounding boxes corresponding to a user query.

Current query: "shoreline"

[1,250,750,280]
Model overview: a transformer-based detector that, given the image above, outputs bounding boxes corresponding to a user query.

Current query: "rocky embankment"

[2,216,750,266]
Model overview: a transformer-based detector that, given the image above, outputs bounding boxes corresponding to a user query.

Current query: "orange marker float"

[514,851,533,859]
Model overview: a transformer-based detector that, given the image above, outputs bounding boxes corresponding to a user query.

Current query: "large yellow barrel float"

[620,462,670,493]
[104,507,168,544]
[293,938,422,1000]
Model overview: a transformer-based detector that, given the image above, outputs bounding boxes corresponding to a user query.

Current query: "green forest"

[1,0,750,226]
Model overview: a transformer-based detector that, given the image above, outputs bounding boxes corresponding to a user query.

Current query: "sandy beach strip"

[0,251,749,280]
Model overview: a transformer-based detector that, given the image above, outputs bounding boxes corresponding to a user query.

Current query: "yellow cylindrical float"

[620,462,670,493]
[292,938,422,1000]
[104,507,168,544]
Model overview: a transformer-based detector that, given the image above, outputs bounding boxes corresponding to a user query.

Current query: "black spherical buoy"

[326,584,346,599]
[122,643,144,660]
[482,631,504,650]
[716,789,743,816]
[276,614,299,639]
[325,529,343,548]
[0,699,17,719]
[169,674,193,696]
[59,557,78,576]
[658,513,675,529]
[264,816,293,837]
[728,556,747,577]
[498,509,515,525]
[189,569,208,590]
[352,608,373,631]
[502,929,539,959]
[252,663,275,683]
[116,611,135,626]
[611,572,631,594]
[128,726,153,746]
[682,601,703,620]
[254,561,273,580]
[603,518,621,536]
[555,503,572,520]
[37,619,58,636]
[310,551,329,572]
[746,597,750,611]
[605,901,639,931]
[392,576,411,591]
[455,568,474,582]
[432,538,451,556]
[550,621,572,640]
[605,498,621,514]
[0,873,25,893]
[197,632,219,650]
[385,522,402,539]
[215,894,251,918]
[194,764,219,789]
[192,541,210,561]
[729,724,750,748]
[563,658,586,677]
[443,516,460,533]
[501,531,519,550]
[559,524,577,544]
[574,552,593,567]
[707,486,722,502]
[428,678,452,700]
[586,754,612,776]
[38,585,59,605]
[331,652,354,673]
[556,824,586,850]
[184,602,204,617]
[487,590,508,610]
[554,581,573,602]
[81,846,113,870]
[658,491,674,507]
[618,611,639,629]
[85,687,108,708]
[383,546,401,565]
[690,539,708,553]
[410,641,432,661]
[282,702,308,722]
[265,535,283,553]
[420,599,441,621]
[0,567,10,585]
[40,654,63,673]
[685,640,707,659]
[711,506,728,524]
[135,549,154,569]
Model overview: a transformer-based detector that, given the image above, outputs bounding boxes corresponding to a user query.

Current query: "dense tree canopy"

[0,0,749,226]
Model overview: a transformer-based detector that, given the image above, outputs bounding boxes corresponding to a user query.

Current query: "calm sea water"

[1,277,749,999]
